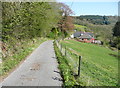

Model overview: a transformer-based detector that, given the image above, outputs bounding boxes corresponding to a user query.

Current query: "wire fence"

[55,40,82,77]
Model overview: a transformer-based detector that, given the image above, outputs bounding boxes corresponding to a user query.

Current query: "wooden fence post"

[61,44,62,52]
[65,46,66,56]
[78,56,82,76]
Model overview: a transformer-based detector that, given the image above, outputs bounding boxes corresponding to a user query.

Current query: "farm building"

[79,33,95,43]
[70,32,102,44]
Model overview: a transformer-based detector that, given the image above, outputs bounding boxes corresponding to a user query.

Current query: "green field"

[74,24,87,32]
[60,39,118,86]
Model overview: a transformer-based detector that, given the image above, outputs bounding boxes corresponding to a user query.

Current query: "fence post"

[61,44,62,53]
[65,46,66,56]
[78,56,82,76]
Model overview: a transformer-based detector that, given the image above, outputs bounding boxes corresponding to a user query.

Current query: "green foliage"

[74,16,114,46]
[57,3,74,38]
[113,21,120,37]
[1,1,75,80]
[54,42,77,86]
[112,37,120,50]
[74,24,88,32]
[61,40,118,86]
[1,2,63,62]
[112,21,120,49]
[76,15,116,25]
[1,38,47,75]
[2,2,61,41]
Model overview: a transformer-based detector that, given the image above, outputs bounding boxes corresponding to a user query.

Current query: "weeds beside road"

[1,38,47,79]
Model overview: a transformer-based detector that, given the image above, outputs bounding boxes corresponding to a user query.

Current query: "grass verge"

[0,37,47,78]
[54,41,79,86]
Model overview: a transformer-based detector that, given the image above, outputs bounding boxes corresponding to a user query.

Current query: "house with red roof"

[71,32,95,43]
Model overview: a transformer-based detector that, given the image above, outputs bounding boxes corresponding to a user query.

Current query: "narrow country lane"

[1,40,62,87]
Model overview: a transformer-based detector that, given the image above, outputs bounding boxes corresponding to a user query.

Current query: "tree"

[112,21,120,49]
[1,2,62,58]
[113,21,120,37]
[57,3,74,38]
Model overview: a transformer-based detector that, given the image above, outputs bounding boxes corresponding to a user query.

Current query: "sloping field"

[74,24,87,32]
[61,39,118,86]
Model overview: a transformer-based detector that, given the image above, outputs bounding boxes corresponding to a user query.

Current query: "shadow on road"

[52,77,63,81]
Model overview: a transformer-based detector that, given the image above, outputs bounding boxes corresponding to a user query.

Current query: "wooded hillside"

[1,2,74,75]
[73,15,118,48]
[74,15,118,25]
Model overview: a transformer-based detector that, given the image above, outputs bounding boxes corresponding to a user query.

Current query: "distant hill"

[74,15,118,25]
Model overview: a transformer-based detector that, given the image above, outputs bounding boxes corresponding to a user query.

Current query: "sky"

[57,0,119,16]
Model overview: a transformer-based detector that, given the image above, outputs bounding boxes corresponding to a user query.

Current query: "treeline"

[2,2,74,59]
[2,2,59,59]
[2,2,60,42]
[74,15,117,25]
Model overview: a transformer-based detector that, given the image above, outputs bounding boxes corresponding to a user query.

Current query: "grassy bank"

[0,38,47,77]
[74,24,88,32]
[59,39,118,86]
[54,42,78,86]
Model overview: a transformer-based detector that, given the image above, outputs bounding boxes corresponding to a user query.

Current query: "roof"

[73,32,94,39]
[87,32,94,37]
[79,33,93,39]
[73,32,84,37]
